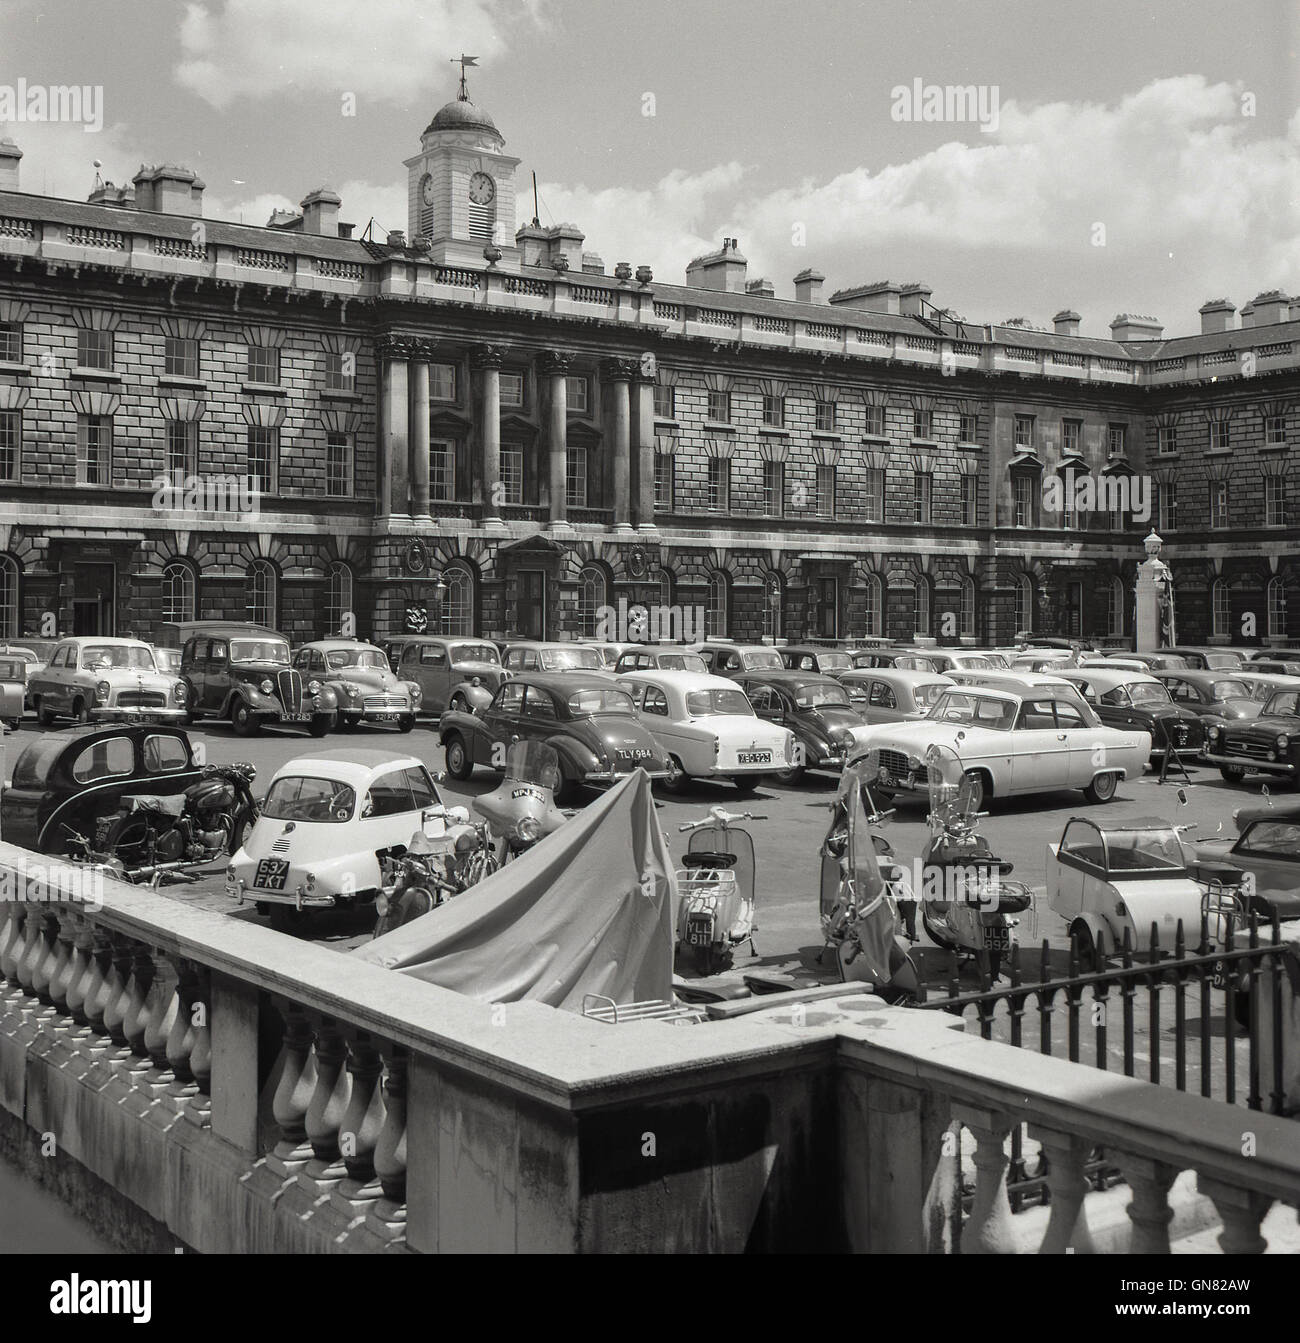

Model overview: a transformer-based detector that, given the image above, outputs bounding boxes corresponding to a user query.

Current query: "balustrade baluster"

[84,929,120,1035]
[63,919,97,1025]
[182,968,212,1126]
[102,937,137,1046]
[953,1105,1017,1253]
[303,1015,351,1179]
[17,904,46,994]
[47,911,76,1013]
[124,947,156,1062]
[164,960,200,1102]
[143,955,178,1077]
[270,1006,316,1165]
[370,1048,408,1230]
[0,902,25,992]
[1197,1177,1272,1254]
[1030,1128,1096,1253]
[1116,1154,1177,1253]
[335,1032,385,1203]
[34,909,62,1005]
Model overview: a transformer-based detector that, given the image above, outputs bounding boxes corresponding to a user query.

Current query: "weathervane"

[450,54,479,101]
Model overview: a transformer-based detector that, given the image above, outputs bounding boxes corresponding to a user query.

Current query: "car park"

[915,649,998,674]
[501,641,607,674]
[437,672,671,799]
[612,646,709,674]
[392,635,508,716]
[1193,801,1300,921]
[1152,670,1260,733]
[854,683,1150,809]
[578,641,643,670]
[689,640,786,678]
[175,621,339,737]
[836,668,954,723]
[1055,668,1206,759]
[618,669,795,792]
[28,636,188,725]
[0,644,41,706]
[293,639,420,731]
[732,670,870,784]
[1203,687,1300,783]
[0,655,26,728]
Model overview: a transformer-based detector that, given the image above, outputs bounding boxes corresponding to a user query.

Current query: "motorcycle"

[675,807,763,975]
[98,761,259,878]
[372,804,491,938]
[918,741,1032,982]
[472,740,570,867]
[818,749,922,1003]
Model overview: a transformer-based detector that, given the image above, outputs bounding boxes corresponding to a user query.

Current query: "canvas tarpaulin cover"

[351,769,675,1010]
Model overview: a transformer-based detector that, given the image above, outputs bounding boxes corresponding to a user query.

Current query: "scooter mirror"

[1261,784,1272,807]
[1176,787,1189,806]
[854,746,880,785]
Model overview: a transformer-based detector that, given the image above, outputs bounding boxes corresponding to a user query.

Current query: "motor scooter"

[818,749,923,1003]
[472,739,570,866]
[918,741,1032,982]
[675,806,764,975]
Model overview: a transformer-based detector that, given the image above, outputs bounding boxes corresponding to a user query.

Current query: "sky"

[1,0,1297,336]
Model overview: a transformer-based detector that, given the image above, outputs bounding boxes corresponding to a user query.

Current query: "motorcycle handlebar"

[677,810,765,831]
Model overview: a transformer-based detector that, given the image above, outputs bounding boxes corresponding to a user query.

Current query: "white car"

[29,636,188,724]
[854,683,1151,810]
[227,749,445,916]
[618,670,795,792]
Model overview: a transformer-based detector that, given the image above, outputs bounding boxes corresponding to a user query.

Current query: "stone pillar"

[540,351,572,532]
[409,353,431,520]
[378,337,412,519]
[472,344,506,531]
[633,364,658,532]
[1135,530,1175,651]
[603,358,636,532]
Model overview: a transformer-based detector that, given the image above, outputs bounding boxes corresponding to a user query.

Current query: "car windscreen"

[1265,692,1300,717]
[261,776,356,822]
[567,688,636,715]
[686,688,754,716]
[1210,680,1249,701]
[1103,829,1186,873]
[0,658,24,680]
[1126,681,1173,706]
[816,653,852,671]
[230,639,290,665]
[794,683,851,709]
[325,648,388,670]
[915,682,949,707]
[956,656,992,669]
[450,643,500,665]
[82,644,156,671]
[540,648,603,671]
[743,650,785,670]
[1202,653,1242,670]
[928,692,1016,730]
[659,653,708,672]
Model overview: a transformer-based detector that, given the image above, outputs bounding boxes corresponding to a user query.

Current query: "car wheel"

[71,697,89,725]
[1070,919,1099,972]
[308,714,332,737]
[773,765,806,785]
[231,701,260,737]
[444,735,473,780]
[731,775,760,794]
[554,764,582,806]
[1218,764,1247,783]
[1082,772,1118,804]
[657,756,689,794]
[229,815,251,854]
[397,714,416,734]
[35,697,56,727]
[450,695,468,713]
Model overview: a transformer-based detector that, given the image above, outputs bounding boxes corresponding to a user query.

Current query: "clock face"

[468,172,496,205]
[421,174,435,206]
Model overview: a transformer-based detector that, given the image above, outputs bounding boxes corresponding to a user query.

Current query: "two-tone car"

[1193,800,1300,922]
[392,635,508,717]
[836,668,954,724]
[617,669,795,792]
[852,682,1150,810]
[29,637,188,725]
[437,673,671,801]
[688,640,787,679]
[1203,687,1300,784]
[293,639,420,731]
[501,641,608,675]
[612,645,709,674]
[733,670,870,784]
[1055,668,1206,760]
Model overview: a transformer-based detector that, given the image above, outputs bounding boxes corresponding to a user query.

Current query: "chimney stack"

[685,237,748,293]
[300,187,341,237]
[1109,313,1163,342]
[0,139,20,192]
[132,163,203,217]
[1249,290,1290,327]
[1198,299,1236,335]
[745,277,775,298]
[899,283,933,317]
[1053,309,1081,336]
[828,281,901,314]
[793,268,825,303]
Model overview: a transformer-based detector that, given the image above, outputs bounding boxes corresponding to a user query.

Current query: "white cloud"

[175,0,537,109]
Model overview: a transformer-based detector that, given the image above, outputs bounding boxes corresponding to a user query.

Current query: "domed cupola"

[424,97,503,145]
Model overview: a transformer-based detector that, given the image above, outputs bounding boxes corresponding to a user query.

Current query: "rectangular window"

[863,404,885,437]
[77,329,113,371]
[565,376,588,414]
[500,445,523,504]
[1210,420,1230,452]
[430,362,456,402]
[913,408,933,440]
[429,440,454,502]
[164,336,199,379]
[653,383,675,419]
[1013,474,1035,527]
[762,394,785,428]
[1211,480,1229,529]
[1014,415,1035,450]
[565,446,587,508]
[1156,481,1178,532]
[762,460,784,516]
[707,388,731,422]
[815,401,837,432]
[707,457,730,512]
[165,421,196,479]
[326,434,353,497]
[913,471,932,525]
[816,464,837,517]
[0,322,20,364]
[0,410,19,480]
[76,415,112,485]
[1061,419,1082,455]
[959,412,978,444]
[247,344,279,385]
[1266,476,1287,527]
[1108,424,1127,457]
[325,350,355,393]
[960,475,977,526]
[499,372,525,408]
[1157,425,1177,456]
[1266,414,1286,446]
[864,467,885,522]
[654,452,674,510]
[246,427,276,494]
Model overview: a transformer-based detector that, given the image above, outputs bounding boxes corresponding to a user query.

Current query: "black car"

[778,645,855,677]
[734,671,864,784]
[1205,688,1300,784]
[1,724,204,854]
[1193,800,1300,922]
[437,672,671,801]
[1056,669,1205,758]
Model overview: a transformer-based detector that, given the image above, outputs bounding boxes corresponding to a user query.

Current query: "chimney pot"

[685,238,748,293]
[1198,298,1236,335]
[1109,313,1164,341]
[829,281,901,314]
[1249,290,1289,327]
[899,283,933,318]
[1053,309,1082,336]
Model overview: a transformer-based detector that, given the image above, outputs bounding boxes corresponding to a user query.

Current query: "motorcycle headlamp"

[260,678,274,695]
[96,680,111,700]
[515,816,543,843]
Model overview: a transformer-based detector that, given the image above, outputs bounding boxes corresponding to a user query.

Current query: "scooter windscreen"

[925,742,975,824]
[501,739,562,793]
[819,751,888,927]
[687,825,755,905]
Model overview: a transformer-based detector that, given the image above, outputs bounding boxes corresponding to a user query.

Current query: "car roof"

[1059,668,1159,688]
[61,635,151,646]
[1236,800,1300,826]
[947,670,1074,689]
[619,669,740,691]
[170,622,283,639]
[1153,668,1242,684]
[506,672,620,693]
[506,641,602,652]
[302,639,382,650]
[270,749,427,784]
[737,670,844,689]
[691,641,782,654]
[1239,672,1300,686]
[840,667,954,685]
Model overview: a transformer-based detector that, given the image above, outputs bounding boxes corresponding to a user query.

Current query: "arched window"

[576,565,607,639]
[440,564,474,636]
[246,560,277,628]
[0,555,17,639]
[913,577,931,637]
[1107,576,1125,637]
[161,562,195,624]
[763,572,783,641]
[1267,577,1287,640]
[324,561,353,637]
[706,572,728,638]
[862,574,882,638]
[656,567,673,611]
[1015,575,1035,634]
[1211,579,1230,639]
[958,575,976,638]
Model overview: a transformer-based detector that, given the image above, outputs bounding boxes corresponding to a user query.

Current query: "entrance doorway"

[71,563,115,635]
[517,570,546,640]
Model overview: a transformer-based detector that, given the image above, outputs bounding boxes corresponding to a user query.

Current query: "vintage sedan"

[1056,668,1206,759]
[688,640,787,679]
[837,668,954,724]
[227,750,444,921]
[2,724,203,855]
[853,684,1150,810]
[618,670,795,791]
[176,622,338,737]
[733,671,871,784]
[1159,646,1246,671]
[294,640,420,731]
[1107,651,1190,672]
[1153,670,1260,734]
[392,635,508,717]
[1236,672,1300,705]
[1193,800,1300,922]
[1204,688,1300,783]
[152,647,183,675]
[779,645,855,676]
[29,637,188,725]
[612,646,708,674]
[501,641,607,674]
[1247,657,1300,677]
[438,673,671,800]
[0,654,27,728]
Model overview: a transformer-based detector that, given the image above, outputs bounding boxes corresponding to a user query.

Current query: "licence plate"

[984,928,1011,951]
[284,713,311,723]
[254,858,289,890]
[737,751,772,765]
[371,712,398,722]
[687,927,711,947]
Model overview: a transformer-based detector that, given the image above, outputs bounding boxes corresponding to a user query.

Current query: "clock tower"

[404,81,521,268]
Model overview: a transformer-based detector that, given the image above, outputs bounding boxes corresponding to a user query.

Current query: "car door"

[640,683,682,761]
[205,639,230,714]
[1050,818,1105,918]
[519,684,560,746]
[1052,695,1106,786]
[360,766,420,859]
[868,678,899,723]
[37,643,69,708]
[407,642,446,710]
[480,681,526,763]
[1010,698,1066,792]
[1233,819,1300,899]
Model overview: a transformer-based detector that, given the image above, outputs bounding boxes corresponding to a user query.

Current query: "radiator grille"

[277,669,303,714]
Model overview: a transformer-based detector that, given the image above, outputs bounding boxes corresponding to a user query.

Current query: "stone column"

[409,349,431,521]
[378,336,412,519]
[603,358,636,532]
[539,351,572,532]
[633,362,658,532]
[472,344,506,531]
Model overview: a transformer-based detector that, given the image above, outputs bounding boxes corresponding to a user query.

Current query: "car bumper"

[1204,751,1297,775]
[230,876,349,909]
[584,767,671,784]
[341,706,413,721]
[90,705,188,721]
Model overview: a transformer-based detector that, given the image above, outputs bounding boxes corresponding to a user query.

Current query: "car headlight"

[515,816,542,843]
[471,676,481,687]
[1277,734,1289,749]
[260,678,274,694]
[344,682,360,700]
[307,679,322,696]
[406,682,421,700]
[907,755,923,773]
[832,727,854,748]
[172,682,186,704]
[1208,725,1220,739]
[95,680,111,701]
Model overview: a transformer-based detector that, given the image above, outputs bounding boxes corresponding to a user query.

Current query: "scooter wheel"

[922,912,958,951]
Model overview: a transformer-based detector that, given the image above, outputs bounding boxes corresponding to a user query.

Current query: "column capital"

[538,350,574,378]
[601,356,638,383]
[470,343,505,371]
[375,334,419,362]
